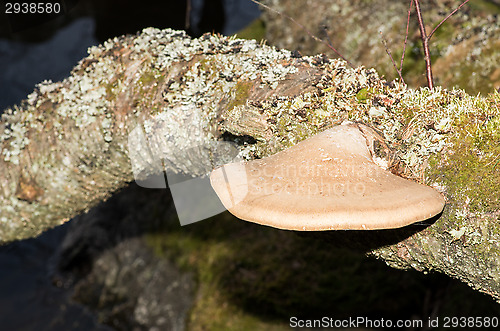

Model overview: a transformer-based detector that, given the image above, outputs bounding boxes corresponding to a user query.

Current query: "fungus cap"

[210,124,445,230]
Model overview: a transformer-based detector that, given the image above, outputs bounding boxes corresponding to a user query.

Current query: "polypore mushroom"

[210,124,445,230]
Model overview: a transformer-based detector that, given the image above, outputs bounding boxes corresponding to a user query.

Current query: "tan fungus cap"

[210,124,445,230]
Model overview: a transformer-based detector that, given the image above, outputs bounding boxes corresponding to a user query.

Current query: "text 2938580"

[5,2,61,14]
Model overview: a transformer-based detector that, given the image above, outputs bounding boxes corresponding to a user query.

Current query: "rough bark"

[1,28,499,301]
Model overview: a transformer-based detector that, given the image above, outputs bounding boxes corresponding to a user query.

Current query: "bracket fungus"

[210,124,445,230]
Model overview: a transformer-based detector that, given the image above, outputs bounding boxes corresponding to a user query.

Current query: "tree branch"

[428,0,472,39]
[1,28,499,302]
[414,0,434,89]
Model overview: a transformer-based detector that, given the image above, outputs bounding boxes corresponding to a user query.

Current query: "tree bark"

[1,28,499,301]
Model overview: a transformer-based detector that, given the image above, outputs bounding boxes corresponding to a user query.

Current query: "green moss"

[426,95,500,213]
[138,68,161,86]
[226,80,253,112]
[356,87,369,102]
[272,114,316,148]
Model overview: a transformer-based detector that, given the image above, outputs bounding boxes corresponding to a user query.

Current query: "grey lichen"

[126,29,302,175]
[0,28,315,243]
[1,108,30,165]
[1,26,499,302]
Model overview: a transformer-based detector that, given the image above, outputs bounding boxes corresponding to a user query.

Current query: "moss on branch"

[0,27,499,301]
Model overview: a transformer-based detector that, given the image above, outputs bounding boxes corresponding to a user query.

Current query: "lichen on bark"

[0,28,299,243]
[0,27,499,302]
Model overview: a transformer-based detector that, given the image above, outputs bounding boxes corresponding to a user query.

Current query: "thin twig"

[379,31,405,83]
[321,26,337,58]
[487,153,500,170]
[414,0,471,89]
[493,158,500,171]
[400,0,414,73]
[414,0,434,89]
[428,0,471,39]
[249,0,354,67]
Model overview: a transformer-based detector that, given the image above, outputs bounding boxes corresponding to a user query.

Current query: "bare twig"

[413,0,434,89]
[380,0,412,84]
[400,0,414,72]
[249,0,354,67]
[379,31,405,83]
[321,26,339,59]
[414,0,471,89]
[429,0,472,39]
